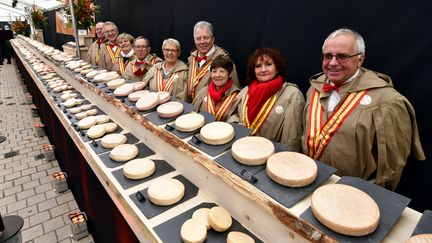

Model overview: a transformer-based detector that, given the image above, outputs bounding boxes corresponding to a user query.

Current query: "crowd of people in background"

[85,20,425,190]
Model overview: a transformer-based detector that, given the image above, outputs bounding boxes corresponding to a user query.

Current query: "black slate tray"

[98,142,155,169]
[88,132,138,154]
[187,123,251,157]
[129,175,199,219]
[411,210,432,236]
[154,202,263,243]
[145,100,194,126]
[300,176,411,242]
[111,159,176,190]
[166,111,216,139]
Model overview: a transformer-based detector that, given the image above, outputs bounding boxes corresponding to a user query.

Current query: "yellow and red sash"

[107,45,121,64]
[307,89,368,160]
[207,91,238,121]
[188,58,212,99]
[241,93,278,135]
[117,58,126,75]
[155,69,179,92]
[131,62,144,78]
[95,47,101,63]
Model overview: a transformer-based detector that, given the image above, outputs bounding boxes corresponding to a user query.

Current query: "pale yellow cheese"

[311,184,380,236]
[175,113,205,132]
[96,114,110,124]
[227,231,255,243]
[104,122,118,133]
[231,136,274,165]
[122,158,155,180]
[157,91,171,104]
[77,116,97,129]
[208,206,232,232]
[157,101,184,118]
[192,208,211,230]
[128,90,149,102]
[200,122,234,145]
[406,234,432,243]
[136,92,159,111]
[114,83,135,97]
[100,133,127,148]
[109,144,138,162]
[75,111,88,120]
[266,152,318,187]
[63,98,77,108]
[69,107,82,114]
[107,78,126,90]
[180,218,207,243]
[87,124,106,139]
[147,178,185,206]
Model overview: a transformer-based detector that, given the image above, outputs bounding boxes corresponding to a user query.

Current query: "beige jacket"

[301,68,425,190]
[192,82,240,122]
[186,45,239,102]
[122,54,162,82]
[85,40,102,65]
[231,82,305,151]
[97,43,120,71]
[143,60,189,101]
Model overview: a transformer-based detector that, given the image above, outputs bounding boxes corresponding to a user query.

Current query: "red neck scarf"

[108,43,118,51]
[97,38,106,46]
[246,76,283,123]
[208,79,233,105]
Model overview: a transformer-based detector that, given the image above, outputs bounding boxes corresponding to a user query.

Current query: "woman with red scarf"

[192,55,240,121]
[231,48,304,151]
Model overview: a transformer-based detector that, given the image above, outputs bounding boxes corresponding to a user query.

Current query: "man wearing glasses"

[98,21,120,71]
[302,28,425,190]
[186,20,239,102]
[123,36,161,82]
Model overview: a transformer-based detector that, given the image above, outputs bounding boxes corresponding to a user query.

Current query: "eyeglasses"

[134,45,149,49]
[322,53,362,62]
[163,48,178,53]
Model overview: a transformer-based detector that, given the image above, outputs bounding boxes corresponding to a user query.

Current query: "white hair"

[322,28,366,54]
[193,21,214,37]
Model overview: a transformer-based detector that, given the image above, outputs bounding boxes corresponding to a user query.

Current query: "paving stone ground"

[0,60,94,243]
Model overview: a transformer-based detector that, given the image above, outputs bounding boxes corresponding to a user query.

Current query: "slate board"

[300,176,411,242]
[411,210,432,236]
[187,123,251,157]
[154,202,263,243]
[129,175,199,219]
[111,159,176,190]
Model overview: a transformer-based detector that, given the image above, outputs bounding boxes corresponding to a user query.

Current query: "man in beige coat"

[97,21,120,71]
[85,22,105,65]
[186,21,239,102]
[302,28,425,190]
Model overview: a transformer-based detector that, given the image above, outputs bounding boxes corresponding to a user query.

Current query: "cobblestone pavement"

[0,60,94,243]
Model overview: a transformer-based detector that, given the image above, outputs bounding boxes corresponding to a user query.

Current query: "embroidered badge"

[275,105,284,114]
[360,95,372,105]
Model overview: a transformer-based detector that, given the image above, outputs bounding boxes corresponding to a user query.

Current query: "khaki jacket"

[97,43,120,71]
[143,60,189,101]
[122,54,162,82]
[301,68,425,190]
[85,40,101,65]
[186,45,239,102]
[231,82,305,151]
[192,82,240,122]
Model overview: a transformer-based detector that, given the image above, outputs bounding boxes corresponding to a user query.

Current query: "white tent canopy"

[0,0,63,22]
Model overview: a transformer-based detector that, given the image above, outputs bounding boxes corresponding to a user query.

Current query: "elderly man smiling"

[86,21,105,65]
[97,21,120,71]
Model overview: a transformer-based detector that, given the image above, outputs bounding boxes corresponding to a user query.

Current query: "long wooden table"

[12,37,423,243]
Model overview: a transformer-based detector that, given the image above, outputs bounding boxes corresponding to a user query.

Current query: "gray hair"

[103,21,118,32]
[162,38,181,54]
[322,28,366,54]
[134,36,150,47]
[193,21,214,37]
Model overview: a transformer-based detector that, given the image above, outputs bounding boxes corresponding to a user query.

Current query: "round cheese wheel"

[77,116,97,130]
[175,113,205,132]
[107,78,126,90]
[157,101,184,118]
[157,91,171,104]
[114,83,135,97]
[96,114,110,124]
[87,124,106,139]
[80,104,93,110]
[53,86,63,92]
[64,98,77,108]
[68,62,80,70]
[75,111,88,120]
[79,61,89,67]
[192,208,211,230]
[136,92,159,111]
[86,70,98,79]
[133,81,146,91]
[406,234,432,243]
[311,184,380,236]
[69,93,78,99]
[200,122,234,145]
[266,152,318,187]
[109,144,138,162]
[122,158,156,180]
[180,218,207,243]
[147,178,185,206]
[231,136,274,166]
[93,72,109,82]
[85,108,98,116]
[208,206,232,232]
[227,232,255,243]
[74,67,83,73]
[100,133,127,148]
[61,93,71,101]
[80,68,93,75]
[128,90,149,102]
[81,64,92,69]
[69,107,82,114]
[104,122,118,133]
[75,99,84,105]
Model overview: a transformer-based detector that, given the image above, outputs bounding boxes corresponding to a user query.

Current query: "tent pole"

[68,0,80,59]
